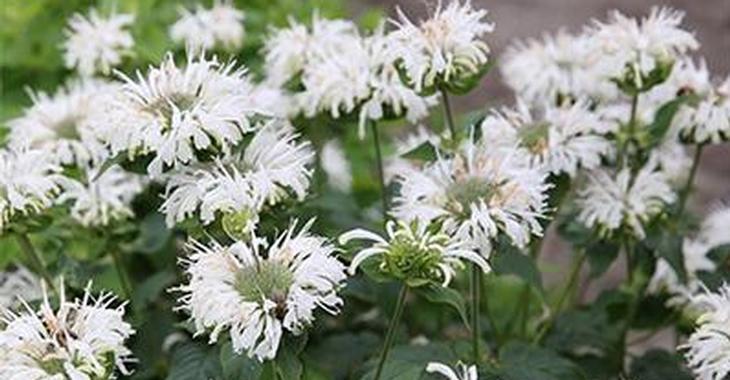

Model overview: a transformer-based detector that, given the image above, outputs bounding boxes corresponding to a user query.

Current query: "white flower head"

[392,136,550,253]
[426,361,478,380]
[0,148,61,231]
[0,282,135,379]
[340,220,489,287]
[320,140,352,193]
[480,99,614,177]
[0,266,42,310]
[160,119,313,233]
[8,79,118,166]
[680,284,730,380]
[170,0,245,52]
[391,0,494,92]
[56,164,145,227]
[101,52,259,176]
[175,219,346,361]
[577,162,676,239]
[676,75,730,144]
[63,8,135,77]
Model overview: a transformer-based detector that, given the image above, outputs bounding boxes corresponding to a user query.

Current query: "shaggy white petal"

[63,8,134,77]
[680,284,730,380]
[0,266,42,310]
[426,361,478,380]
[170,0,244,52]
[320,140,352,193]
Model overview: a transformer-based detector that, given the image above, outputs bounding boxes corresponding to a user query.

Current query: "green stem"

[678,144,704,215]
[482,283,501,351]
[440,88,457,140]
[370,121,388,219]
[110,249,132,299]
[618,239,643,374]
[624,239,635,286]
[15,233,55,292]
[373,284,408,380]
[619,93,639,168]
[470,264,481,362]
[534,251,585,343]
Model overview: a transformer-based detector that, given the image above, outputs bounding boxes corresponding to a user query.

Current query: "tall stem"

[110,249,132,299]
[470,264,481,362]
[440,88,457,140]
[678,144,704,215]
[15,233,55,292]
[624,239,635,286]
[619,93,639,168]
[373,284,408,380]
[370,121,388,219]
[534,251,585,343]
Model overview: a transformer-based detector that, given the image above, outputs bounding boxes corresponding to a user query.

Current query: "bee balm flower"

[426,361,479,380]
[680,284,730,380]
[170,0,245,52]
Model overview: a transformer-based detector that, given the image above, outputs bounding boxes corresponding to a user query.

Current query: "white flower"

[480,100,614,177]
[0,283,135,379]
[0,266,41,310]
[426,361,478,380]
[587,7,698,87]
[56,164,144,227]
[170,0,245,52]
[175,219,346,361]
[391,0,494,92]
[340,220,489,287]
[675,75,730,144]
[100,52,258,176]
[680,284,730,380]
[320,140,352,193]
[7,79,118,166]
[501,30,616,104]
[0,148,61,231]
[160,120,313,229]
[63,8,134,77]
[249,81,296,118]
[648,139,692,185]
[392,137,550,253]
[577,162,675,239]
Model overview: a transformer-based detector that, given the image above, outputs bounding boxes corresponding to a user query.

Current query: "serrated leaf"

[166,341,222,380]
[415,285,470,329]
[220,341,263,380]
[401,140,440,162]
[497,342,586,380]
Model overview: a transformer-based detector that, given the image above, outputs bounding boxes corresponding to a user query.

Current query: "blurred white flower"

[7,79,118,166]
[250,81,296,118]
[680,284,730,380]
[675,76,730,144]
[480,100,614,177]
[63,8,134,77]
[175,219,346,361]
[340,220,489,287]
[160,120,313,230]
[648,139,692,185]
[391,0,494,92]
[0,148,61,231]
[501,30,616,104]
[0,282,135,379]
[577,163,675,239]
[426,361,478,380]
[0,266,41,310]
[392,136,550,253]
[101,52,258,176]
[170,0,245,52]
[56,164,144,227]
[320,140,352,193]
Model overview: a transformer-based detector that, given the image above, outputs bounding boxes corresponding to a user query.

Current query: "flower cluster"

[680,284,730,380]
[170,0,245,52]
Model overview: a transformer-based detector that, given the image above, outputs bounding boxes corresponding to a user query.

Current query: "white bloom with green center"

[320,140,352,193]
[340,220,489,287]
[0,148,61,231]
[56,164,145,227]
[175,220,346,361]
[170,0,245,52]
[8,79,118,166]
[392,137,550,253]
[101,52,259,177]
[480,100,614,178]
[391,0,494,92]
[0,266,41,310]
[680,284,730,380]
[63,8,135,77]
[160,119,313,231]
[426,361,478,380]
[0,283,135,379]
[577,162,675,239]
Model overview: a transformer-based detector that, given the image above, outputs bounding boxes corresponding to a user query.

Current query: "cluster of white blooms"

[63,8,135,77]
[393,135,550,253]
[170,0,245,52]
[426,361,479,380]
[0,266,41,310]
[175,220,346,361]
[577,163,675,239]
[0,283,135,379]
[680,284,730,380]
[391,0,494,92]
[340,220,489,287]
[320,140,352,193]
[0,148,61,231]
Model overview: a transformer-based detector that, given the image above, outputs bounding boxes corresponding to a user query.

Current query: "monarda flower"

[426,361,479,380]
[680,284,730,380]
[170,0,245,52]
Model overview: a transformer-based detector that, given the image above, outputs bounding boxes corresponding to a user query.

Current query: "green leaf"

[629,349,693,380]
[496,342,586,380]
[584,240,620,279]
[401,140,440,162]
[307,332,380,379]
[647,95,697,147]
[273,335,307,380]
[492,245,543,291]
[444,60,496,95]
[220,341,263,380]
[646,230,686,283]
[415,285,470,329]
[360,343,456,380]
[166,341,222,380]
[128,213,172,254]
[132,270,176,308]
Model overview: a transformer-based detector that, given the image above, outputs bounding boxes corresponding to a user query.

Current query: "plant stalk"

[15,233,55,292]
[440,88,457,140]
[470,264,482,362]
[678,144,704,215]
[373,284,408,380]
[110,249,132,299]
[370,121,388,219]
[619,93,639,168]
[534,251,585,343]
